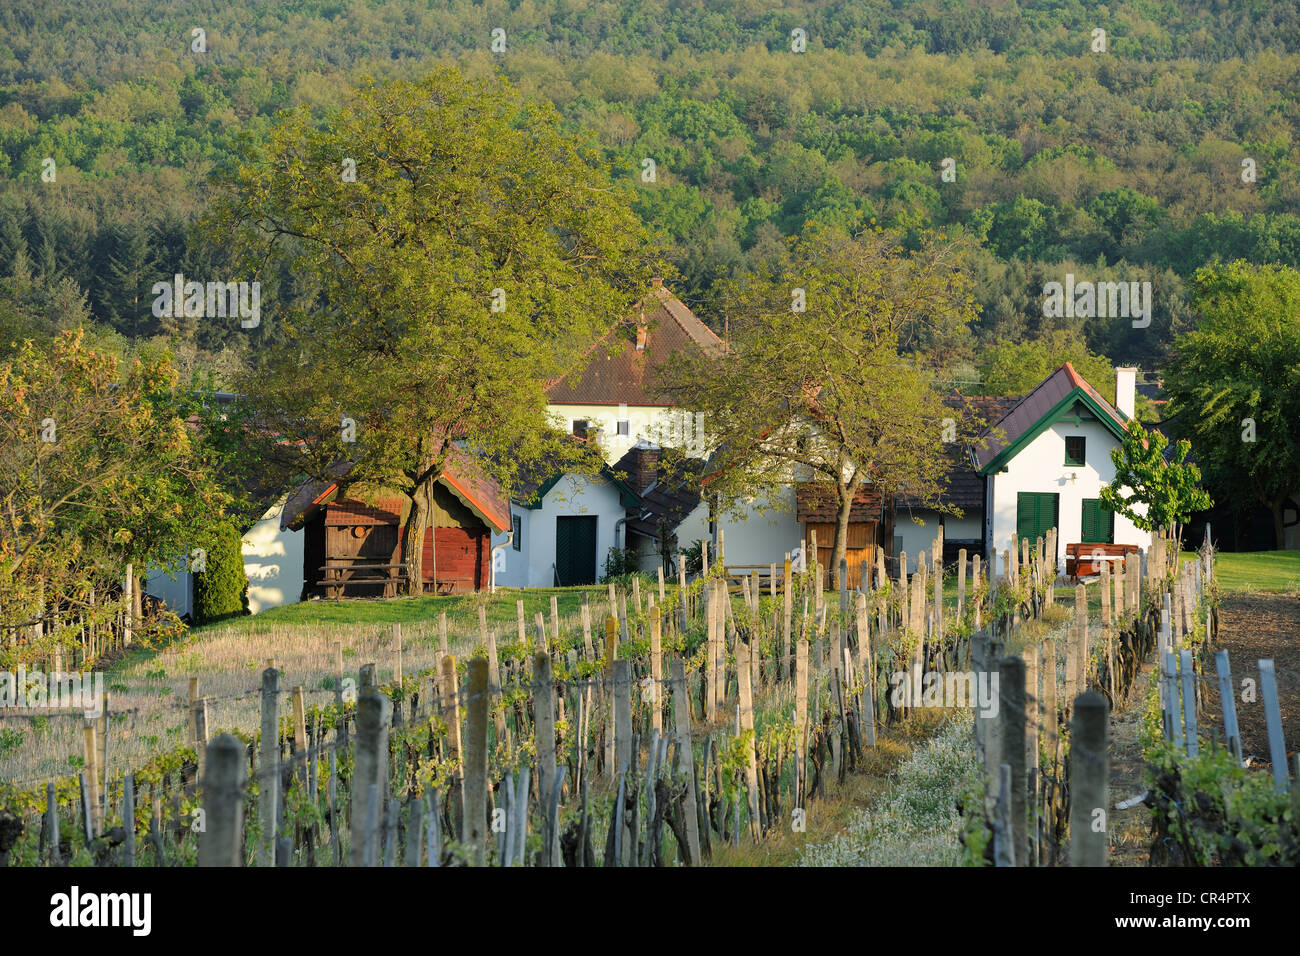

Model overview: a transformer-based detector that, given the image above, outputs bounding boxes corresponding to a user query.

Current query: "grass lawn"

[190,584,618,636]
[1184,549,1300,594]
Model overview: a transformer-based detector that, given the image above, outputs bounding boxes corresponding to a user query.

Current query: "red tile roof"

[972,362,1129,472]
[281,444,510,533]
[546,281,724,407]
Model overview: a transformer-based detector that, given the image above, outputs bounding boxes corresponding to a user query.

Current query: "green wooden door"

[555,515,598,586]
[1080,498,1114,543]
[1016,492,1059,542]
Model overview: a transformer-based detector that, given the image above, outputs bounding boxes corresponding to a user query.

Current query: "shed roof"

[281,444,510,533]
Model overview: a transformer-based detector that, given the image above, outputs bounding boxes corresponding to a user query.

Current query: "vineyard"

[0,530,1292,868]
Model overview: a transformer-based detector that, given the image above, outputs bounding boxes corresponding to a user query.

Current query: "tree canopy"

[1163,261,1300,548]
[661,224,981,583]
[208,68,654,590]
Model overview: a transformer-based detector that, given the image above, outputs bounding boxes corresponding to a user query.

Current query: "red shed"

[283,453,510,597]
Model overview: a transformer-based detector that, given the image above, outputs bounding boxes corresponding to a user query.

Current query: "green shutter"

[1017,492,1059,542]
[1081,499,1114,543]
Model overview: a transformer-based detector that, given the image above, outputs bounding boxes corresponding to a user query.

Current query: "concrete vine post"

[350,688,392,867]
[258,667,280,867]
[199,734,247,867]
[1069,691,1109,867]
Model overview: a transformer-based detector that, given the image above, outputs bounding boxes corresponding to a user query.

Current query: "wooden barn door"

[555,516,598,586]
[806,521,876,589]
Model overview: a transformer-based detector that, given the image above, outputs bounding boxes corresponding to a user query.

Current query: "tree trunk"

[832,482,854,592]
[402,478,437,596]
[881,497,896,573]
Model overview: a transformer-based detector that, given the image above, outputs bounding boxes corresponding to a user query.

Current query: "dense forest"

[2,0,1298,387]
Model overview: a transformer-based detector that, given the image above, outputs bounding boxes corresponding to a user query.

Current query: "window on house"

[616,420,630,436]
[572,419,588,439]
[1064,436,1086,466]
[512,514,522,551]
[1080,499,1114,543]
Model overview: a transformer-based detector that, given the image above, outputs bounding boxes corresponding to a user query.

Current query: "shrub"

[192,520,249,625]
[600,546,641,582]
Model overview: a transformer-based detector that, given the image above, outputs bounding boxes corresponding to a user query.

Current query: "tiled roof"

[895,393,1020,509]
[546,281,724,406]
[281,444,510,533]
[971,363,1128,472]
[795,483,883,523]
[626,457,705,539]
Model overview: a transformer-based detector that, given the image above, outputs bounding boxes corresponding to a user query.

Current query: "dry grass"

[706,708,952,866]
[1,599,608,789]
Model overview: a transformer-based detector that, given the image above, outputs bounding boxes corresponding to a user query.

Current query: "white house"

[490,461,642,588]
[143,496,306,619]
[242,496,305,614]
[546,277,723,465]
[971,364,1149,577]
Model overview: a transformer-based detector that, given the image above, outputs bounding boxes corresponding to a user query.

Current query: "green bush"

[600,546,641,582]
[192,520,249,625]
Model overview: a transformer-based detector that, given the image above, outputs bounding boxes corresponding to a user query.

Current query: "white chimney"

[1115,367,1137,419]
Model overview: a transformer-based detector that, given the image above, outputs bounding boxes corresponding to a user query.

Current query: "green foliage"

[680,540,705,576]
[207,67,652,590]
[3,2,1300,388]
[1147,733,1299,866]
[0,330,231,662]
[192,520,249,625]
[600,547,642,583]
[1164,260,1300,548]
[978,329,1116,405]
[1100,419,1212,547]
[662,224,981,573]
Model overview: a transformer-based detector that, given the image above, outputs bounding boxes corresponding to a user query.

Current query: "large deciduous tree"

[207,68,652,592]
[661,224,982,586]
[1163,261,1300,550]
[0,330,231,663]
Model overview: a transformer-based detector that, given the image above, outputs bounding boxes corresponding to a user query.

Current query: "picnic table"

[317,563,408,599]
[1063,543,1140,582]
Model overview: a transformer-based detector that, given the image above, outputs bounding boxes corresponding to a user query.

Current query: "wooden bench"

[1064,543,1140,582]
[723,564,779,595]
[317,563,408,599]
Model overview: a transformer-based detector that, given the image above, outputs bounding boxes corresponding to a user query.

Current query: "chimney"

[1115,366,1137,419]
[651,276,663,289]
[632,442,660,494]
[636,312,647,351]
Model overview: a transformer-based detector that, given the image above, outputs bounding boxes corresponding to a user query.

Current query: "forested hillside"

[2,0,1298,384]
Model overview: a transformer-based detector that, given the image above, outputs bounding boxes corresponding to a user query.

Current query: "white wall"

[489,473,627,588]
[242,498,305,614]
[547,403,708,463]
[145,559,192,620]
[896,508,983,557]
[988,419,1149,576]
[713,485,805,569]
